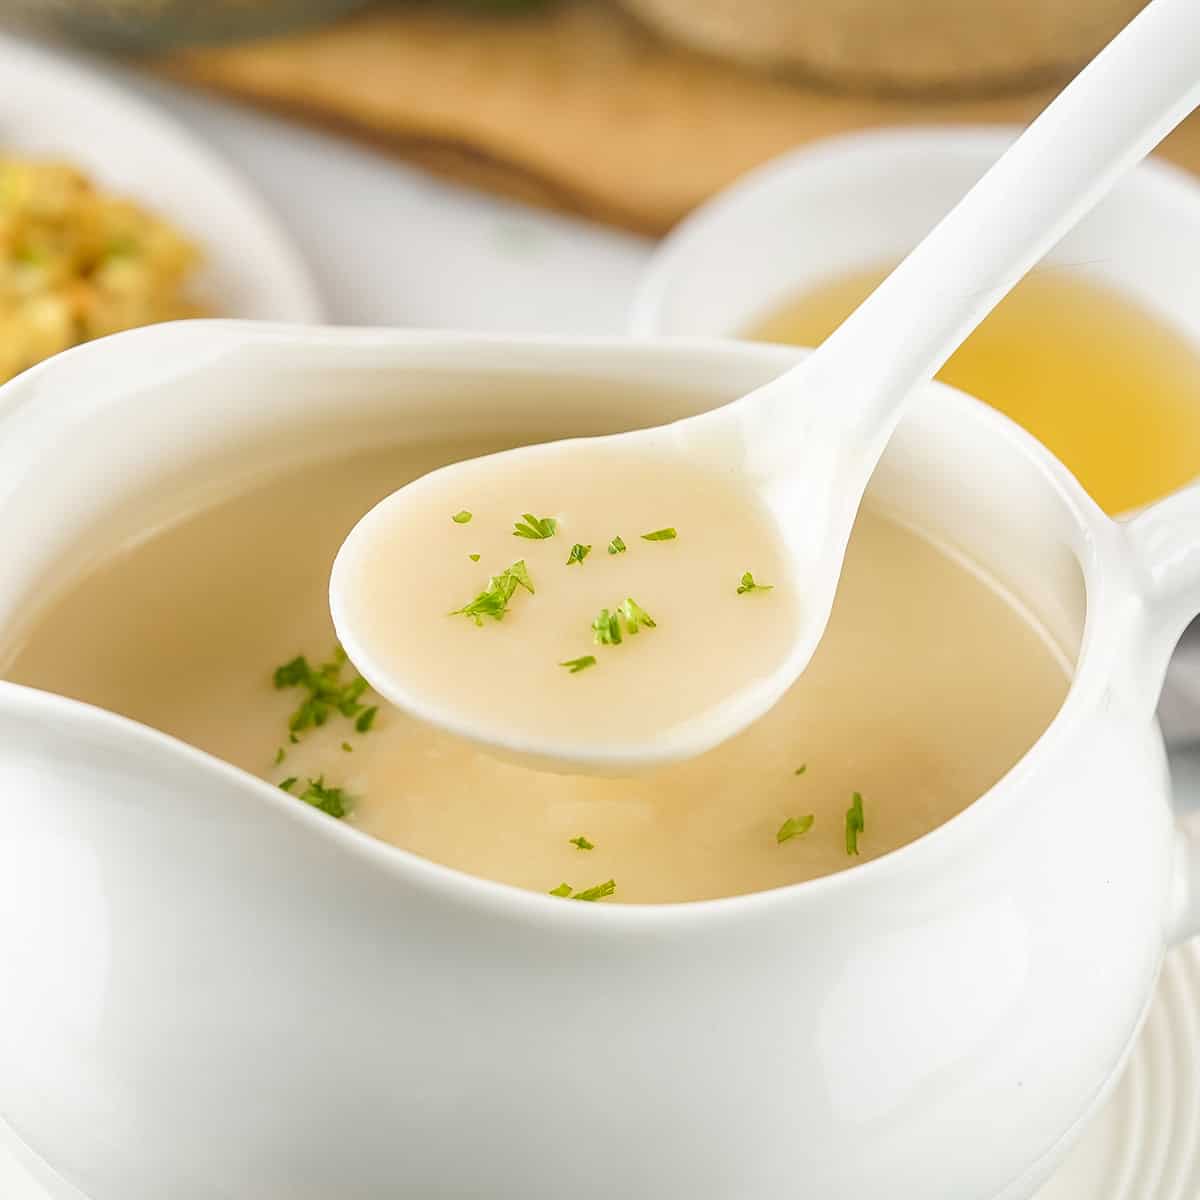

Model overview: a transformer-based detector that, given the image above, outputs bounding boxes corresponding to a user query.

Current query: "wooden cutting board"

[157,1,1200,235]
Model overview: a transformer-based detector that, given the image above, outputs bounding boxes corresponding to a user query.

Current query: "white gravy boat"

[0,321,1197,1200]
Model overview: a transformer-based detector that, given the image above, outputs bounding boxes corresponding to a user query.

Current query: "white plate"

[0,34,323,323]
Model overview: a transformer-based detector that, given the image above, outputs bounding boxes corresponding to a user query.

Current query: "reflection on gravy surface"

[6,442,1070,903]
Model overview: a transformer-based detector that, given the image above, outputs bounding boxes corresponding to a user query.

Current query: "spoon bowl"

[331,409,837,773]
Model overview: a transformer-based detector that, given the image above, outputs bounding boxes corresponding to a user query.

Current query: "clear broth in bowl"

[751,267,1200,516]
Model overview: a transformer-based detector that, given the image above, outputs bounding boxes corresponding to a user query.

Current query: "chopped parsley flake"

[550,879,616,901]
[453,589,507,623]
[299,775,350,819]
[845,792,865,856]
[592,607,622,645]
[560,655,597,674]
[566,542,592,566]
[641,527,677,542]
[776,815,814,844]
[469,553,481,562]
[273,656,311,688]
[274,747,286,765]
[356,705,378,733]
[794,764,807,776]
[592,598,656,645]
[620,597,656,633]
[513,512,557,539]
[569,835,595,850]
[572,879,616,902]
[506,559,534,593]
[452,510,472,524]
[336,676,368,716]
[276,768,348,816]
[607,536,626,555]
[737,571,773,594]
[341,741,353,752]
[451,560,535,624]
[273,646,373,738]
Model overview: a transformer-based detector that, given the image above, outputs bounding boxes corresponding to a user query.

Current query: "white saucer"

[1035,938,1200,1199]
[0,34,324,324]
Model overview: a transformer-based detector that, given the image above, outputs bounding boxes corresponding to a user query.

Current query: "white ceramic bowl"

[0,322,1197,1200]
[630,126,1200,350]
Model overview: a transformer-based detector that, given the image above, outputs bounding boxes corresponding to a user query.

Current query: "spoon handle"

[765,0,1200,455]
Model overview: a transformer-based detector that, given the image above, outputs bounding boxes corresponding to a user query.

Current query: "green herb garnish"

[342,741,353,752]
[737,571,774,594]
[513,512,557,539]
[453,589,508,623]
[566,542,592,566]
[336,676,368,716]
[560,655,597,674]
[776,815,814,844]
[607,536,626,555]
[549,878,614,897]
[794,764,807,775]
[275,772,351,819]
[273,646,372,737]
[299,775,350,819]
[550,879,616,901]
[620,597,656,633]
[641,527,677,542]
[569,835,595,850]
[592,608,622,645]
[469,553,481,562]
[591,597,655,645]
[845,792,865,856]
[273,656,311,688]
[506,559,534,593]
[571,879,616,902]
[451,560,535,624]
[452,510,473,524]
[356,705,378,733]
[274,747,286,765]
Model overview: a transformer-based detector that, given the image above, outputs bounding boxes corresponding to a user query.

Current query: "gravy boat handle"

[1125,486,1200,943]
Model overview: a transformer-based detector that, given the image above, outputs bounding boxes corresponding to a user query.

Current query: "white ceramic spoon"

[334,0,1200,773]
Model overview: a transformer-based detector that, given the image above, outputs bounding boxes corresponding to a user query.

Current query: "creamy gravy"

[334,443,799,758]
[5,442,1071,903]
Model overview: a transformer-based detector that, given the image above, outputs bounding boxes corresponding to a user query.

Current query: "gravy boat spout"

[0,322,1196,1200]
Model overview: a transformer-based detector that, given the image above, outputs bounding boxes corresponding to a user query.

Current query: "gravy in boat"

[334,443,800,760]
[4,442,1070,903]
